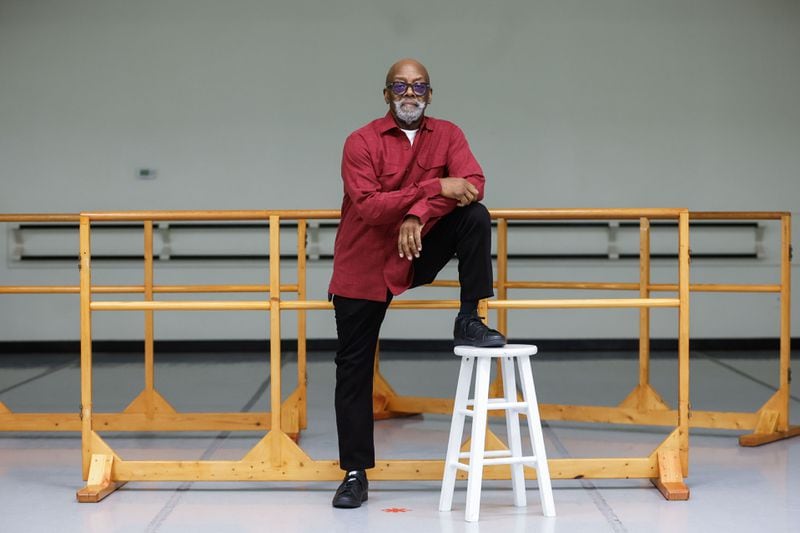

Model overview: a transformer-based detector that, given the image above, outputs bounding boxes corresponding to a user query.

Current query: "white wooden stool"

[439,344,556,522]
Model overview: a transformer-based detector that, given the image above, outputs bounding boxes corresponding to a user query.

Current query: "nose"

[403,84,416,96]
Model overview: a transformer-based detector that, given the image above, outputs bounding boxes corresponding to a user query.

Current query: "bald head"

[385,58,430,85]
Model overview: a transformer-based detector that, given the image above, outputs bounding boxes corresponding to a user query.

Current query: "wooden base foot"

[651,450,689,501]
[76,454,126,503]
[739,425,800,447]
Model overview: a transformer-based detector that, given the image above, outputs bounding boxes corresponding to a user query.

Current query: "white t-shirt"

[400,128,418,145]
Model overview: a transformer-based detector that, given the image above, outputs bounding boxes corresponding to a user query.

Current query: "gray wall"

[1,0,798,341]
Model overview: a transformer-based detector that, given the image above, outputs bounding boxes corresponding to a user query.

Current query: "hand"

[439,177,479,207]
[398,215,423,260]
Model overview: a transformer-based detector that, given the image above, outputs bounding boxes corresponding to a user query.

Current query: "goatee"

[393,99,426,126]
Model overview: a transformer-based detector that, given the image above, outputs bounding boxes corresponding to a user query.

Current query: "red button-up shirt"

[328,112,485,302]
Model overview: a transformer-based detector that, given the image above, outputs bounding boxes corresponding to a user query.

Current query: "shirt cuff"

[406,202,430,225]
[406,179,440,225]
[419,178,442,198]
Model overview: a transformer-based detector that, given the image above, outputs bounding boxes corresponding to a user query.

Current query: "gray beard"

[392,99,426,125]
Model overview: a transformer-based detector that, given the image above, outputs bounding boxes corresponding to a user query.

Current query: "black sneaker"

[454,315,506,347]
[332,470,368,509]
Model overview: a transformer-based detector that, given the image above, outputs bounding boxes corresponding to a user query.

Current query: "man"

[328,58,505,509]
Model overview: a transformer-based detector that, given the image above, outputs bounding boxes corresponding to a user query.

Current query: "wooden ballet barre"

[489,208,685,220]
[502,281,781,293]
[690,211,789,220]
[6,282,775,296]
[486,210,794,448]
[0,214,312,438]
[278,298,680,311]
[90,301,272,311]
[487,298,678,309]
[73,207,691,504]
[78,207,686,221]
[0,214,78,223]
[649,283,781,293]
[80,209,341,221]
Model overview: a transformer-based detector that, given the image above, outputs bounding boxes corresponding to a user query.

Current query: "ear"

[383,88,391,105]
[427,88,433,104]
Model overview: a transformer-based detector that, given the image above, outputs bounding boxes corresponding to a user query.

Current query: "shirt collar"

[378,111,434,134]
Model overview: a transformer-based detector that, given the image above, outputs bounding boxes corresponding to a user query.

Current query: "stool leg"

[465,357,491,522]
[518,357,556,517]
[440,356,475,512]
[502,356,526,507]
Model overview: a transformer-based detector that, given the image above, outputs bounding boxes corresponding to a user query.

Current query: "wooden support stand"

[71,209,694,503]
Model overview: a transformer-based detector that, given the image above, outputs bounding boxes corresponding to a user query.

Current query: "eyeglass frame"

[385,81,432,97]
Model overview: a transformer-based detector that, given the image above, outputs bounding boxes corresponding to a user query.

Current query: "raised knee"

[464,202,490,228]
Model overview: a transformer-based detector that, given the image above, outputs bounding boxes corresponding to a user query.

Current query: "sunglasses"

[386,81,431,97]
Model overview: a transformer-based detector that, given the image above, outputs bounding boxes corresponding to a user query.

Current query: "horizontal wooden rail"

[90,301,271,311]
[649,283,781,293]
[488,208,685,220]
[79,210,341,221]
[279,298,680,311]
[74,208,689,222]
[489,298,679,309]
[98,454,659,482]
[0,284,298,295]
[690,211,790,220]
[502,281,781,293]
[2,209,788,224]
[88,296,683,313]
[0,214,79,223]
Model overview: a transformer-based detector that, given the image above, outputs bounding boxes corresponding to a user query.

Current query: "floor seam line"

[0,360,77,396]
[542,421,628,533]
[144,371,271,533]
[698,351,800,403]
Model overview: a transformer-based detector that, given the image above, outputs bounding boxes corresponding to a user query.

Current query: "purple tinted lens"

[412,83,428,96]
[391,82,408,95]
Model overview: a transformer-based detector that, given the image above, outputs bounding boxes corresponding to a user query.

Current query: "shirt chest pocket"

[376,161,402,189]
[416,155,448,179]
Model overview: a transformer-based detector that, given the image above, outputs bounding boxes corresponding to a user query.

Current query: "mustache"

[397,98,424,107]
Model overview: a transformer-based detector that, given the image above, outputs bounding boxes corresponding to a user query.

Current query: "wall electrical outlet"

[137,168,157,180]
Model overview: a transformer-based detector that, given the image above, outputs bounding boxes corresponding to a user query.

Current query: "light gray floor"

[1,348,798,532]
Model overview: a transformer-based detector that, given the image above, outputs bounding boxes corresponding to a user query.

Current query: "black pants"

[332,202,494,471]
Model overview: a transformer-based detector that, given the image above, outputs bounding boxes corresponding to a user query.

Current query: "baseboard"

[0,337,792,357]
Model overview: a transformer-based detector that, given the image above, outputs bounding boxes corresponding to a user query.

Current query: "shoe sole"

[454,339,506,348]
[332,493,368,509]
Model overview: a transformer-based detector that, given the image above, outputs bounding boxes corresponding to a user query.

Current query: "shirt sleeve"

[406,125,485,225]
[341,133,442,226]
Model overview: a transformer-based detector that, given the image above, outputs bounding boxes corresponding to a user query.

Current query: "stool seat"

[440,343,555,522]
[454,344,538,358]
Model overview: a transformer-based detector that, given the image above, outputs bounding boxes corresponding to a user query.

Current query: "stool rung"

[466,398,522,405]
[459,450,512,459]
[452,456,538,470]
[482,455,538,466]
[460,401,528,413]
